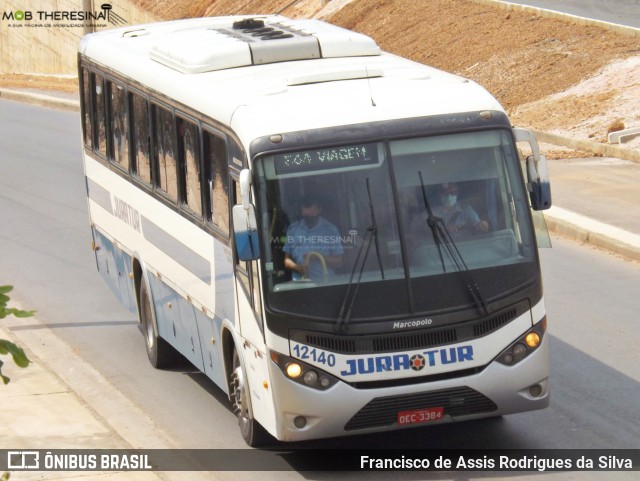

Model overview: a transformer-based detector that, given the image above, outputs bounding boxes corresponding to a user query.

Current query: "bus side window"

[81,68,92,149]
[108,81,130,171]
[152,104,178,202]
[178,117,202,217]
[130,92,152,185]
[92,73,107,158]
[203,130,229,235]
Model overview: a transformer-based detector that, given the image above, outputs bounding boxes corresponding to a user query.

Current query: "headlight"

[497,317,546,366]
[270,350,338,390]
[525,332,541,348]
[286,362,302,378]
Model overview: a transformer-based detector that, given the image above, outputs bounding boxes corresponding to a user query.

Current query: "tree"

[0,285,33,385]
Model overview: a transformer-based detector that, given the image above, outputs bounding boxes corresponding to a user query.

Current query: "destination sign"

[274,143,379,174]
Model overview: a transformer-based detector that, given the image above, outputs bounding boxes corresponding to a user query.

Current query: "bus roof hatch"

[149,17,381,74]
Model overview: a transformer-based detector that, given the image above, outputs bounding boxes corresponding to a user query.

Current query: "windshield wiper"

[368,179,385,281]
[418,172,447,273]
[418,172,489,316]
[335,178,384,332]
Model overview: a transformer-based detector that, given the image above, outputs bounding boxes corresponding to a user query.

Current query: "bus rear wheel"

[139,277,177,368]
[230,348,270,447]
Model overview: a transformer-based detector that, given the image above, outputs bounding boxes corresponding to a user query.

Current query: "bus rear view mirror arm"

[239,169,252,210]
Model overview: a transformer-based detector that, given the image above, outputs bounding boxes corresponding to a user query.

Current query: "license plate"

[397,407,444,425]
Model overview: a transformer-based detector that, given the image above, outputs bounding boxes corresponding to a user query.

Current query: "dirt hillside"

[325,0,640,146]
[133,0,640,147]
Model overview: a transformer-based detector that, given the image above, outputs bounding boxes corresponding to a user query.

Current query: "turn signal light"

[525,332,541,348]
[497,318,546,366]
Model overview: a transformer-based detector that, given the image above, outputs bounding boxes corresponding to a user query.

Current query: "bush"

[0,285,33,385]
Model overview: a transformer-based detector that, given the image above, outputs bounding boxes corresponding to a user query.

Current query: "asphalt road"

[507,0,640,28]
[1,100,639,480]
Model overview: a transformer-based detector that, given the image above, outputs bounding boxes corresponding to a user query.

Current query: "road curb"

[544,206,640,262]
[0,87,79,112]
[470,0,640,36]
[532,130,640,163]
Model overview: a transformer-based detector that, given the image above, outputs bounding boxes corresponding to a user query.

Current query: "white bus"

[78,15,552,446]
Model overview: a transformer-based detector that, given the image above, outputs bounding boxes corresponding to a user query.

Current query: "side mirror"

[513,128,552,211]
[232,169,260,261]
[233,204,260,261]
[526,154,552,211]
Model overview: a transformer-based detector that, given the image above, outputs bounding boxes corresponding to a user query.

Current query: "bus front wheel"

[139,277,177,368]
[230,348,270,447]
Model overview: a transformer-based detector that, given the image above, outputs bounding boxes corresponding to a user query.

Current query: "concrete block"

[608,127,640,144]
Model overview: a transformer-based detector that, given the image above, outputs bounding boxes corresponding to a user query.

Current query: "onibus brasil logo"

[3,4,126,26]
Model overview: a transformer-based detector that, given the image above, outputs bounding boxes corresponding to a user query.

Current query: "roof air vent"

[232,18,265,30]
[215,22,320,65]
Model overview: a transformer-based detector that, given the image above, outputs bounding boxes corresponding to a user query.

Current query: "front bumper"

[268,333,549,442]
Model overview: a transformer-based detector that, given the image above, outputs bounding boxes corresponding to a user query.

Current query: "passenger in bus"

[283,195,344,280]
[433,182,489,236]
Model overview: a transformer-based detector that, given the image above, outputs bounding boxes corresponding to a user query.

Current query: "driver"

[432,182,489,236]
[283,195,344,280]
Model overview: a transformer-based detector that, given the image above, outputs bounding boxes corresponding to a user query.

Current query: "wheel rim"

[231,364,251,434]
[141,285,155,351]
[145,315,155,350]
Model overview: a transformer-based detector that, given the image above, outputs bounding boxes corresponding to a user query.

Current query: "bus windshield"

[255,129,537,320]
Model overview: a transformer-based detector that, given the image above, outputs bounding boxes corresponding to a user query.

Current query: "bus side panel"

[93,228,136,314]
[148,275,205,372]
[93,229,119,299]
[116,246,135,313]
[196,311,228,392]
[239,335,278,436]
[213,240,235,327]
[234,282,278,436]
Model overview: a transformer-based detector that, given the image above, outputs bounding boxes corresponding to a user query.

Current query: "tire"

[230,348,271,447]
[139,276,177,369]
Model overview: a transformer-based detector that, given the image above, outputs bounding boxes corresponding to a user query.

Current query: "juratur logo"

[2,4,126,26]
[409,354,426,371]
